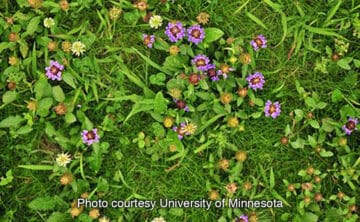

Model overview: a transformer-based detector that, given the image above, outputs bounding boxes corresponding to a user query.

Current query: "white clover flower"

[43,17,55,28]
[56,153,71,167]
[98,216,110,222]
[151,217,166,222]
[71,41,86,57]
[149,15,163,29]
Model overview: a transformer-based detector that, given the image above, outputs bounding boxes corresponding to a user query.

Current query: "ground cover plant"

[0,0,359,221]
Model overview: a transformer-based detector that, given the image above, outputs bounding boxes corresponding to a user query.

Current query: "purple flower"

[246,72,265,90]
[81,128,100,145]
[174,99,189,112]
[187,25,205,45]
[235,214,249,222]
[342,117,358,135]
[205,64,220,81]
[264,100,281,119]
[45,60,64,81]
[191,54,210,71]
[165,22,185,42]
[143,34,155,48]
[250,34,267,51]
[172,123,185,140]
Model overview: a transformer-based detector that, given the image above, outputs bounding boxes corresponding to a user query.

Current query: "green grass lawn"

[0,0,359,221]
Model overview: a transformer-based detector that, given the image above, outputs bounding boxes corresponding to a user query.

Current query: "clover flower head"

[43,17,55,28]
[56,152,71,167]
[71,41,86,57]
[149,15,163,29]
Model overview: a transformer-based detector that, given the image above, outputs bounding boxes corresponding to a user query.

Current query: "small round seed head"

[338,137,347,147]
[218,159,230,170]
[314,192,323,202]
[226,37,235,45]
[337,191,344,199]
[81,192,89,198]
[48,41,57,51]
[249,100,255,107]
[62,41,72,52]
[163,117,174,128]
[7,81,16,90]
[306,166,315,175]
[280,136,289,145]
[28,0,43,8]
[169,144,177,152]
[70,206,84,218]
[349,204,357,213]
[315,146,322,153]
[235,150,247,162]
[226,182,238,194]
[60,173,73,185]
[6,17,14,25]
[237,87,248,98]
[8,56,18,66]
[169,45,180,55]
[8,32,19,42]
[209,190,219,200]
[331,53,340,61]
[196,12,210,25]
[54,103,67,115]
[303,196,311,204]
[249,212,258,222]
[59,0,69,10]
[220,93,232,104]
[134,1,148,11]
[306,112,314,119]
[27,101,37,111]
[176,100,186,109]
[229,56,237,64]
[227,117,239,128]
[109,7,122,20]
[287,184,295,192]
[301,182,313,191]
[313,176,321,184]
[239,53,252,65]
[243,181,252,191]
[169,88,182,99]
[89,208,100,219]
[189,73,199,85]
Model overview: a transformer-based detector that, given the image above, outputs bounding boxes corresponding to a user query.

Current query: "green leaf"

[337,58,352,70]
[204,28,224,43]
[319,150,333,157]
[308,120,320,129]
[0,170,14,186]
[316,102,327,109]
[62,72,77,89]
[245,12,268,29]
[52,86,65,102]
[124,99,154,123]
[301,212,318,222]
[2,91,18,104]
[153,92,167,114]
[353,59,360,68]
[25,16,40,36]
[47,212,68,222]
[28,196,56,211]
[19,40,29,58]
[150,73,166,86]
[331,89,343,102]
[305,97,316,108]
[65,113,76,124]
[270,167,275,189]
[169,208,184,216]
[0,115,23,128]
[36,97,53,117]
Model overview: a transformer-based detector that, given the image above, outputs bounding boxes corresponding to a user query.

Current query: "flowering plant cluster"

[0,0,359,222]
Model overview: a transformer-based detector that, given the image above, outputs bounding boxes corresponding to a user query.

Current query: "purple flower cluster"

[81,128,100,145]
[143,34,155,48]
[164,22,205,45]
[246,72,265,90]
[172,123,185,140]
[187,25,205,45]
[165,22,186,42]
[191,54,210,71]
[251,34,267,51]
[235,214,249,222]
[342,117,358,135]
[264,100,281,119]
[45,60,64,81]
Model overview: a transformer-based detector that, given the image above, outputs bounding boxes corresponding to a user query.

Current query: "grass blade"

[324,0,342,26]
[18,165,54,170]
[245,12,268,30]
[304,25,347,40]
[131,47,171,75]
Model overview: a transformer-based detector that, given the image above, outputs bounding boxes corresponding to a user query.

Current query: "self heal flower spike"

[235,214,249,222]
[251,34,267,51]
[165,21,185,42]
[342,117,358,135]
[191,54,210,71]
[143,34,155,48]
[172,123,186,140]
[205,64,220,81]
[246,72,265,90]
[81,128,100,145]
[45,60,64,81]
[264,100,281,119]
[187,25,205,45]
